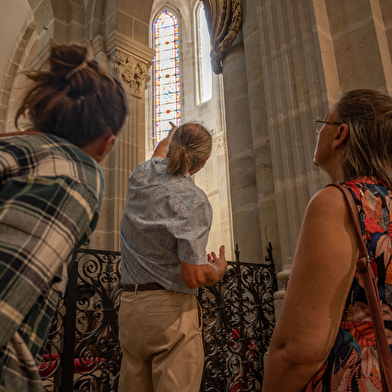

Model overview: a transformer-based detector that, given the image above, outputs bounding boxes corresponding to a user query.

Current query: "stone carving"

[201,0,242,74]
[213,134,227,156]
[110,50,149,97]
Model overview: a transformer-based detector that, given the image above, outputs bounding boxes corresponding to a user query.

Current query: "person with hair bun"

[0,42,128,391]
[119,122,227,392]
[263,89,392,392]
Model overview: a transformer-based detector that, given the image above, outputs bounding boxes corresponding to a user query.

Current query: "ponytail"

[166,123,212,176]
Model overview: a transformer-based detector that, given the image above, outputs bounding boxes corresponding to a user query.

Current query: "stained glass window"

[197,5,212,103]
[153,11,180,144]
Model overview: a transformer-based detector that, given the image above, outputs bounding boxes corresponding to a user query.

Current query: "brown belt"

[123,282,165,292]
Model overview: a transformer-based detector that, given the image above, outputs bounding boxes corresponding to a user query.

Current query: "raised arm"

[152,122,177,159]
[180,245,227,289]
[262,186,359,392]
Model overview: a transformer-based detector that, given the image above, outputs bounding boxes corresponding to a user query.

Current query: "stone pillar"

[241,0,281,268]
[222,32,264,263]
[257,0,392,316]
[88,31,155,251]
[258,0,331,274]
[314,0,392,94]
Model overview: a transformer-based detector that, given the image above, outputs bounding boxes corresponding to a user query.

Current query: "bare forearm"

[198,262,226,287]
[181,245,227,289]
[262,348,325,392]
[152,138,170,158]
[152,123,176,159]
[181,261,226,289]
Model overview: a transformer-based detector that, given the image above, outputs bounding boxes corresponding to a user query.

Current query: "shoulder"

[131,156,165,176]
[302,185,356,240]
[42,134,104,199]
[307,185,348,217]
[1,133,104,201]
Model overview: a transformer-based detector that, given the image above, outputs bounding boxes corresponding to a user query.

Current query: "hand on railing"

[207,245,227,281]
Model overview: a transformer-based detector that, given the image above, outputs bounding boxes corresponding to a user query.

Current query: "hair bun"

[15,41,128,148]
[65,61,88,80]
[49,43,90,78]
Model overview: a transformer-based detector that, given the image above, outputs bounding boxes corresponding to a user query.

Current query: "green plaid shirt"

[0,133,104,391]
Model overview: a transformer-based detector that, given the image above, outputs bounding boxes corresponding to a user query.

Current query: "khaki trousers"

[118,289,204,392]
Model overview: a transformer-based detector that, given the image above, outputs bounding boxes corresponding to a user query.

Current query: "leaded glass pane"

[154,11,181,143]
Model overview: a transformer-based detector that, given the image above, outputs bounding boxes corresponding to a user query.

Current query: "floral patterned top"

[306,177,392,392]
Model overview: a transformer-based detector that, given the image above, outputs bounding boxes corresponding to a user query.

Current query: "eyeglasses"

[314,118,343,135]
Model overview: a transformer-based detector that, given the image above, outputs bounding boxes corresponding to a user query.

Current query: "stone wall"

[220,0,392,315]
[0,0,155,252]
[0,0,234,258]
[148,0,234,259]
[1,0,391,287]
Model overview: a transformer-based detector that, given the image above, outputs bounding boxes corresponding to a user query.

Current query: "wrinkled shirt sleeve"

[174,200,212,265]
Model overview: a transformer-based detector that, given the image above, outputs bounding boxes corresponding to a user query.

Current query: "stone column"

[314,0,392,94]
[222,32,264,263]
[258,0,392,317]
[241,0,281,268]
[210,132,234,257]
[258,0,331,273]
[88,31,155,251]
[255,0,332,315]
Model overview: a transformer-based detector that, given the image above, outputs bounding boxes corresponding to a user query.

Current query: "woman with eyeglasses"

[262,89,392,392]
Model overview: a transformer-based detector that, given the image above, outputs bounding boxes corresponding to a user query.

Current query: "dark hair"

[166,123,212,176]
[334,89,392,187]
[15,42,128,148]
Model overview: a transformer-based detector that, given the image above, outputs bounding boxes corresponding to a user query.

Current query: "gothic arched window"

[197,4,212,104]
[153,10,181,144]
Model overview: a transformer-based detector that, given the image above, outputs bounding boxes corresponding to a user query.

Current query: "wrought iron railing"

[41,250,122,392]
[199,244,277,392]
[41,245,277,392]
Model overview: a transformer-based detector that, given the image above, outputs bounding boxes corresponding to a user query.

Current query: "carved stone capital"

[202,0,242,74]
[109,50,150,98]
[105,30,155,98]
[106,30,155,66]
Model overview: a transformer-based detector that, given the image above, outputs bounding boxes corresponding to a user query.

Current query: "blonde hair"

[166,123,212,176]
[335,89,392,187]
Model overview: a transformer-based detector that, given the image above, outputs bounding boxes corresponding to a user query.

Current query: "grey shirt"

[120,157,212,295]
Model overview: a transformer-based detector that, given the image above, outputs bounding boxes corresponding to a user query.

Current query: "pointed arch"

[0,12,37,133]
[26,0,66,49]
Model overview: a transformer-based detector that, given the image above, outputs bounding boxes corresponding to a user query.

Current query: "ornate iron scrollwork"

[41,244,276,392]
[73,251,123,392]
[41,250,123,392]
[199,243,277,392]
